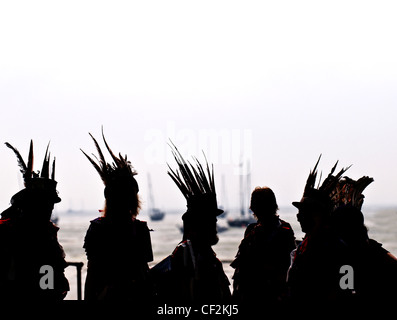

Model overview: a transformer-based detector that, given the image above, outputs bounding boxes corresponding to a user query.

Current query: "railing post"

[66,261,84,300]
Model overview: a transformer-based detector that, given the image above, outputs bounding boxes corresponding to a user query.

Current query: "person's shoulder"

[0,218,13,237]
[0,218,12,226]
[134,218,152,233]
[278,219,295,234]
[368,238,389,254]
[279,218,291,227]
[84,217,105,247]
[134,218,148,227]
[91,216,103,223]
[86,217,105,233]
[244,222,259,236]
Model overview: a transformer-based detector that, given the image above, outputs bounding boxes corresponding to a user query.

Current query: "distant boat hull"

[149,208,165,221]
[227,216,256,228]
[150,212,165,221]
[178,224,229,233]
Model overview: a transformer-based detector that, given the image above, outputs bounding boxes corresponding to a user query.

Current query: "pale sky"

[0,1,396,214]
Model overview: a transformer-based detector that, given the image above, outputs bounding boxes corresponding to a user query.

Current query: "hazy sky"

[0,1,396,214]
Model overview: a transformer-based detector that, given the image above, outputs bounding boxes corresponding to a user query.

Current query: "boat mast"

[147,173,155,215]
[239,161,245,217]
[246,160,251,214]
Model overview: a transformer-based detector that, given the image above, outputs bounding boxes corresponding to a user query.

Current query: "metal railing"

[66,261,84,300]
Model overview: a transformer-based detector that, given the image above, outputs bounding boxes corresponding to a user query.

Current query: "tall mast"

[147,173,155,214]
[246,160,251,214]
[239,161,245,217]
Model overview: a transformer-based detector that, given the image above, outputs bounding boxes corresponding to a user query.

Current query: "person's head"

[81,129,140,222]
[167,143,223,248]
[249,187,278,221]
[293,156,351,234]
[183,213,219,247]
[104,175,141,220]
[10,185,60,222]
[331,205,368,244]
[182,194,222,246]
[293,190,332,234]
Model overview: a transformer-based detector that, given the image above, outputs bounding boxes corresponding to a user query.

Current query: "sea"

[57,206,397,300]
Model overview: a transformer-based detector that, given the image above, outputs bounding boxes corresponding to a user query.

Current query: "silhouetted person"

[330,176,397,304]
[287,157,353,306]
[152,144,230,303]
[0,140,69,301]
[81,131,153,301]
[231,187,295,306]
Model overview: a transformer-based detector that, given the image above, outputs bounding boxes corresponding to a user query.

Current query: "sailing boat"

[227,161,256,227]
[147,173,165,221]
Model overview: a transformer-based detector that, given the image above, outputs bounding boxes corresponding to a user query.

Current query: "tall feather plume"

[81,129,137,186]
[101,127,124,169]
[5,142,27,176]
[51,157,56,180]
[80,147,107,184]
[167,140,216,200]
[89,133,107,171]
[41,142,51,179]
[320,162,352,203]
[304,154,321,194]
[333,175,374,210]
[6,139,57,182]
[301,155,359,212]
[26,140,34,179]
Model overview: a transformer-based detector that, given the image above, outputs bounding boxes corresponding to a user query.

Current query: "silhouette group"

[1,133,397,310]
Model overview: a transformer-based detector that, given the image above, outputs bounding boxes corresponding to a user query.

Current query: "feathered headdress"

[167,141,223,218]
[80,129,139,197]
[5,140,61,204]
[332,176,374,210]
[293,155,351,212]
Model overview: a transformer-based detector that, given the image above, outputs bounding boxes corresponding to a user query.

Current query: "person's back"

[167,239,230,303]
[152,145,231,303]
[331,205,397,304]
[84,216,153,301]
[287,226,351,303]
[231,187,295,304]
[81,131,154,301]
[0,216,69,301]
[0,140,69,301]
[232,222,294,303]
[287,159,355,306]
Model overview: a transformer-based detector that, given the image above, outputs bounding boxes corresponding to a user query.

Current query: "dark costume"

[287,228,352,303]
[231,216,295,304]
[84,217,153,301]
[152,143,230,303]
[166,240,230,302]
[0,218,68,301]
[0,140,69,301]
[287,157,354,305]
[81,130,153,301]
[330,183,397,304]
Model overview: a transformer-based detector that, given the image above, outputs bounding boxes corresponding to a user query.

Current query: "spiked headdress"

[80,130,139,199]
[292,155,351,212]
[167,142,223,220]
[6,140,61,204]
